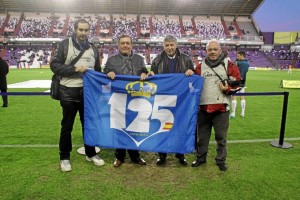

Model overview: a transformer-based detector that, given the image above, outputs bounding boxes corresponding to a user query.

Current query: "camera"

[221,79,245,87]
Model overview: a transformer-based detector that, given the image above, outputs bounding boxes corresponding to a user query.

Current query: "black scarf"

[204,52,226,68]
[72,34,89,51]
[119,51,135,75]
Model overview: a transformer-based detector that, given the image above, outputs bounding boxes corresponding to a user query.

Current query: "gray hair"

[206,39,221,50]
[163,35,178,46]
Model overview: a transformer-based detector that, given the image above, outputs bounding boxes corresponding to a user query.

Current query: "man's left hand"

[185,69,194,76]
[140,73,148,80]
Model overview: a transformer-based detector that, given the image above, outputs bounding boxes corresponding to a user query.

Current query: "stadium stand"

[112,14,138,40]
[0,0,299,69]
[182,16,195,35]
[98,14,111,38]
[19,12,52,38]
[140,15,151,38]
[152,15,181,38]
[194,16,226,40]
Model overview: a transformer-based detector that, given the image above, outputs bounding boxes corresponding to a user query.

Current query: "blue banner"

[83,70,204,154]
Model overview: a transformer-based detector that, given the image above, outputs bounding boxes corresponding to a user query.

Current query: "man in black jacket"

[104,34,148,167]
[150,35,195,166]
[0,56,9,107]
[50,19,104,172]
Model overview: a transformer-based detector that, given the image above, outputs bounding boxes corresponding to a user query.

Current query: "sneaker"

[229,113,235,118]
[86,155,105,166]
[240,113,245,118]
[60,160,72,172]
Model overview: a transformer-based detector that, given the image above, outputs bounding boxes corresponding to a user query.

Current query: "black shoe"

[2,105,7,107]
[191,159,206,167]
[156,157,166,165]
[178,157,188,166]
[217,163,227,171]
[132,158,147,165]
[113,159,123,167]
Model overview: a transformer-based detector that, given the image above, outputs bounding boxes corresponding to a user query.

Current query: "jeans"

[59,100,96,160]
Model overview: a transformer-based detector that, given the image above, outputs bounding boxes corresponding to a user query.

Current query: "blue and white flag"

[83,70,204,154]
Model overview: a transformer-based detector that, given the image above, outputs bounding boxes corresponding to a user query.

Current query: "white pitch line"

[226,137,300,144]
[0,138,299,148]
[0,144,80,148]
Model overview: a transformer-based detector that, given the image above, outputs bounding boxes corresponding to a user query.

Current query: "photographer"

[192,40,241,171]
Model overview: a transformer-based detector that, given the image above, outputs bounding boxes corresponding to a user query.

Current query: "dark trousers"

[158,153,185,159]
[115,149,140,162]
[196,110,229,164]
[1,89,8,106]
[59,100,96,160]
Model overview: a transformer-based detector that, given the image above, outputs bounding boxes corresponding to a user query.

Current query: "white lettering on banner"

[108,93,127,129]
[152,95,176,132]
[108,93,177,135]
[127,98,152,132]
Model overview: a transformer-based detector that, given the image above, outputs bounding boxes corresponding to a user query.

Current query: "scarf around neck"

[72,34,89,51]
[205,52,226,68]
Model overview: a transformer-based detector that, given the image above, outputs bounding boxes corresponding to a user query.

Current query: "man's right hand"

[75,66,87,73]
[107,71,116,79]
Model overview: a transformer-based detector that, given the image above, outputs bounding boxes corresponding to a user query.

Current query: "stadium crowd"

[0,13,299,69]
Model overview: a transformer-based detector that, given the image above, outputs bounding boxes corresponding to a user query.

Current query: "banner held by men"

[84,70,204,154]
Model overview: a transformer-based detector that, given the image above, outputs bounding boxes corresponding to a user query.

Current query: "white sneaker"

[240,113,245,118]
[86,155,105,166]
[60,160,72,172]
[229,113,235,118]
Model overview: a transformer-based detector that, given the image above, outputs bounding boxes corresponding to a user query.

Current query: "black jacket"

[151,48,194,74]
[104,52,148,76]
[50,37,101,102]
[0,57,9,90]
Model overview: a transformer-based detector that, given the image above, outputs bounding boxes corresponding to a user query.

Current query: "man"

[104,34,148,167]
[230,51,250,118]
[50,19,104,172]
[192,40,241,171]
[150,35,194,166]
[0,56,9,107]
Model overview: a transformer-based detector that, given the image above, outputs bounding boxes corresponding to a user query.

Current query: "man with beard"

[51,19,104,172]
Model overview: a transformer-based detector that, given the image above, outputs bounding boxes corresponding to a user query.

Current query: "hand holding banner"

[84,70,204,154]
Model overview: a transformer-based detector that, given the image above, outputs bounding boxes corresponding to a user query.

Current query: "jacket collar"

[71,34,90,51]
[161,47,181,58]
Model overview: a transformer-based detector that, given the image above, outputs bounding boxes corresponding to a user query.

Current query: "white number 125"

[108,93,177,133]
